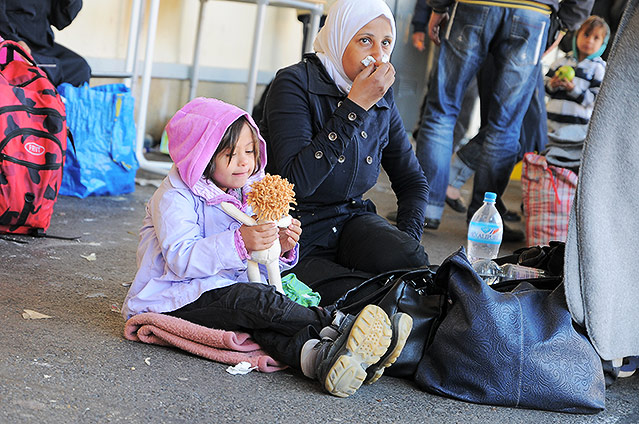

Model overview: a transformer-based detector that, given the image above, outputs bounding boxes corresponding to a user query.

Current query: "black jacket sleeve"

[0,2,21,42]
[49,0,83,31]
[557,0,595,32]
[382,101,429,241]
[412,0,432,33]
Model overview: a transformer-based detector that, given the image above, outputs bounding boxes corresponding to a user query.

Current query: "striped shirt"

[545,52,606,126]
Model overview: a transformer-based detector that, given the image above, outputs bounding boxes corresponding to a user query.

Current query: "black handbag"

[546,10,564,50]
[414,247,606,414]
[333,267,448,379]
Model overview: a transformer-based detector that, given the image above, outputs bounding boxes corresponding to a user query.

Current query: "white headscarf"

[313,0,396,94]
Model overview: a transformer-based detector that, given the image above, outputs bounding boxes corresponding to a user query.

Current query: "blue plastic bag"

[58,83,139,197]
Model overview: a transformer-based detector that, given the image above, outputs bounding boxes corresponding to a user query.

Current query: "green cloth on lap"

[282,274,321,307]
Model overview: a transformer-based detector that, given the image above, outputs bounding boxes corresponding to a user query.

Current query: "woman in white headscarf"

[260,0,430,305]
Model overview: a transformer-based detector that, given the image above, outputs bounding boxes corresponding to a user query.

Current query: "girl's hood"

[165,97,267,190]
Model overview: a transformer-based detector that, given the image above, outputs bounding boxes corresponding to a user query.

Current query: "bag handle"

[109,91,136,171]
[333,268,413,313]
[0,40,38,68]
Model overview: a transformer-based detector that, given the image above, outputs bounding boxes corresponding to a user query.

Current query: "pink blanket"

[124,312,286,372]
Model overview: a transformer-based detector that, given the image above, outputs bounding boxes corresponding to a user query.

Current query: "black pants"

[288,213,429,306]
[167,282,332,369]
[31,42,91,87]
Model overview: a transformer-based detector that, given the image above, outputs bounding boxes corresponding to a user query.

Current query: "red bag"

[0,40,68,235]
[521,153,578,246]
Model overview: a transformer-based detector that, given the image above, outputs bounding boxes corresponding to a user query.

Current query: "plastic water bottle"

[472,260,546,285]
[467,192,503,263]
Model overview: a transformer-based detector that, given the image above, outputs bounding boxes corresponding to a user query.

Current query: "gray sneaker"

[314,304,392,397]
[364,312,413,384]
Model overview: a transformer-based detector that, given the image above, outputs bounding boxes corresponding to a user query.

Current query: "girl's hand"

[239,222,278,252]
[549,75,563,89]
[347,62,396,110]
[561,79,575,91]
[279,218,302,255]
[550,75,575,91]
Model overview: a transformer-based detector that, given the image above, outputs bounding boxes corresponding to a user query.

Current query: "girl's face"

[576,26,607,59]
[342,16,393,82]
[212,123,256,192]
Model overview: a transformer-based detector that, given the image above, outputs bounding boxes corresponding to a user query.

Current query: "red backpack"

[0,40,68,236]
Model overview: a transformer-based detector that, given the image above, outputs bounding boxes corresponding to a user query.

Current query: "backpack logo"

[25,142,46,156]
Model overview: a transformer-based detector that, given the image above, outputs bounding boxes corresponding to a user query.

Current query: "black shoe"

[503,224,525,242]
[445,196,467,213]
[502,210,521,222]
[424,218,440,230]
[315,305,392,398]
[385,211,397,222]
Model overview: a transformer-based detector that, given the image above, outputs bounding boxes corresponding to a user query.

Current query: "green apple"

[555,65,575,81]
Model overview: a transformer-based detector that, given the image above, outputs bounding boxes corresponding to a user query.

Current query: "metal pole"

[136,0,172,175]
[189,0,209,100]
[124,0,143,90]
[304,4,323,53]
[245,0,268,113]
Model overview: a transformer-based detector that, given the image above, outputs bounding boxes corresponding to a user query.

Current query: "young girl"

[545,15,609,132]
[122,98,411,398]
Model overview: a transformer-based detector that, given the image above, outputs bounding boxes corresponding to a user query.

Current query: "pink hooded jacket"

[167,97,267,191]
[122,98,296,320]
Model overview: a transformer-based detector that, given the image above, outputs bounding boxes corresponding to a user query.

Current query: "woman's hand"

[239,222,278,252]
[17,40,31,55]
[347,62,396,110]
[279,218,302,255]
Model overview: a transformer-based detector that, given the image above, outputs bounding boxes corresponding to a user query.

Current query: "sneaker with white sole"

[314,304,392,397]
[364,312,413,384]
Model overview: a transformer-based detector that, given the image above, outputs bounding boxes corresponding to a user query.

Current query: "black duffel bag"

[333,267,448,379]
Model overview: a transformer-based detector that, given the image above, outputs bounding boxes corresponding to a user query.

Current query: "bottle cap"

[483,192,497,202]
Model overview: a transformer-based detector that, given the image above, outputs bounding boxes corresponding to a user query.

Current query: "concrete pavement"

[1,169,637,423]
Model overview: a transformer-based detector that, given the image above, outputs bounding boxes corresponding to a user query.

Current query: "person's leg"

[167,282,333,368]
[453,76,479,151]
[518,66,548,160]
[167,282,398,398]
[29,50,64,86]
[337,213,429,272]
[32,43,91,87]
[414,3,489,224]
[467,8,549,220]
[445,152,474,213]
[448,152,475,190]
[287,249,374,307]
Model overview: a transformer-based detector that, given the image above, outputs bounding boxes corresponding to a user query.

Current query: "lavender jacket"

[122,98,297,320]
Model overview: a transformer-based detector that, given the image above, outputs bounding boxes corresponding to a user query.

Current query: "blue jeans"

[415,3,549,221]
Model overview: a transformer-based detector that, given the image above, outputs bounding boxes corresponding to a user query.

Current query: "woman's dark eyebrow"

[356,31,393,39]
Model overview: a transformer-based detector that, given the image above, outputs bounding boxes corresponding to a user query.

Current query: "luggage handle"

[0,40,38,68]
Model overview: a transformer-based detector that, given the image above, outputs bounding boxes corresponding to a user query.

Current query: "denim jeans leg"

[448,153,475,189]
[415,8,486,221]
[467,7,549,218]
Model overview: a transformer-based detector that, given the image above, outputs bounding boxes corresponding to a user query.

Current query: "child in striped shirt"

[545,15,609,133]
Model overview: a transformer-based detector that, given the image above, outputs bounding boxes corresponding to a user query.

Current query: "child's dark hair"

[203,116,261,181]
[579,15,610,38]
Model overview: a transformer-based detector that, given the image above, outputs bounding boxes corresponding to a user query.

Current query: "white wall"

[53,0,313,138]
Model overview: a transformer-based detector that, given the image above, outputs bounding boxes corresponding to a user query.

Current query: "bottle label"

[468,222,502,245]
